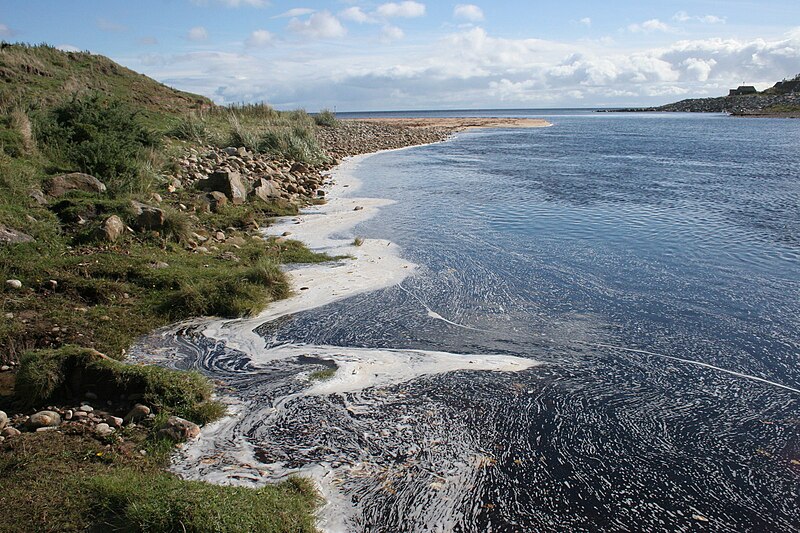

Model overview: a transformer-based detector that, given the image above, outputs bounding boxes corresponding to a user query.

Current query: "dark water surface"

[170,113,800,531]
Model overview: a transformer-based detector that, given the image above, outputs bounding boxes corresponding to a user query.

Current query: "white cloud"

[628,19,671,33]
[130,26,800,110]
[673,11,726,24]
[0,23,15,37]
[381,25,405,42]
[454,4,484,22]
[274,8,315,19]
[376,1,426,19]
[56,44,82,52]
[579,17,591,28]
[139,36,159,46]
[187,26,209,41]
[340,7,373,23]
[246,29,274,47]
[288,11,347,39]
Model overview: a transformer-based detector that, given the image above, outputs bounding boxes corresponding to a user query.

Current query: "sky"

[1,1,799,111]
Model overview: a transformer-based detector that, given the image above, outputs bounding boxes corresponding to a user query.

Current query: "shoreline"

[171,136,540,532]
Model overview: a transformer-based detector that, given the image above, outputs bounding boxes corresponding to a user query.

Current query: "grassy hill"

[0,43,334,532]
[0,43,211,120]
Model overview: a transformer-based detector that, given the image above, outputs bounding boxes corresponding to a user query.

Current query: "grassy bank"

[0,43,340,531]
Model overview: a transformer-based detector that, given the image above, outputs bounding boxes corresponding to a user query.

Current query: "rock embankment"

[316,120,452,160]
[606,92,800,116]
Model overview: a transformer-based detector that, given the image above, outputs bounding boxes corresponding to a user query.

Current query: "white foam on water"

[176,145,538,532]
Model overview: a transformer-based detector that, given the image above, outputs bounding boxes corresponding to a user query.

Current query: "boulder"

[0,224,34,244]
[123,403,151,425]
[0,410,7,431]
[253,179,280,202]
[158,416,201,442]
[47,173,107,197]
[130,201,165,231]
[96,215,125,242]
[197,171,247,205]
[27,410,61,429]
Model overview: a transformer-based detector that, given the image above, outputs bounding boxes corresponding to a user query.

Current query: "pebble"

[64,409,73,420]
[78,405,94,413]
[5,279,22,289]
[106,416,123,429]
[0,365,10,372]
[0,410,7,430]
[124,404,151,425]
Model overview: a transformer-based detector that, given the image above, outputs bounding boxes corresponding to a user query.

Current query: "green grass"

[314,109,338,127]
[309,367,336,381]
[15,346,223,424]
[0,431,319,533]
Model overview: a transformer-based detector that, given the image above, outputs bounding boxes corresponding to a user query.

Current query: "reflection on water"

[153,114,799,531]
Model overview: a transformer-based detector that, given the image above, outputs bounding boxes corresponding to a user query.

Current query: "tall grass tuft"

[314,109,338,127]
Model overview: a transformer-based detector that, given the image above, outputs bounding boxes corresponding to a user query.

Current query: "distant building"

[728,86,757,96]
[772,79,800,94]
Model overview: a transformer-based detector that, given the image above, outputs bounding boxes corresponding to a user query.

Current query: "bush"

[314,109,338,127]
[168,112,213,144]
[35,93,158,193]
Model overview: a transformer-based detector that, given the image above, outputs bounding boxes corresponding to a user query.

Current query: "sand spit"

[351,116,551,131]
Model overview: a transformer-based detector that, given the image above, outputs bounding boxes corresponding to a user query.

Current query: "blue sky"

[2,1,799,110]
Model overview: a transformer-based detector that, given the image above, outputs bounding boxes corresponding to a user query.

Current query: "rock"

[5,279,22,290]
[27,410,61,429]
[203,191,228,213]
[197,171,247,205]
[253,178,280,202]
[47,172,107,197]
[150,261,169,269]
[290,162,309,174]
[0,365,10,372]
[97,215,125,242]
[64,409,73,420]
[1,427,21,439]
[223,147,238,156]
[78,405,94,413]
[94,423,114,437]
[150,193,163,203]
[29,189,47,205]
[123,404,151,425]
[226,236,246,247]
[317,190,326,198]
[106,416,123,429]
[130,201,165,231]
[214,231,225,241]
[0,224,34,244]
[353,206,364,211]
[237,147,248,157]
[158,416,201,442]
[0,410,7,430]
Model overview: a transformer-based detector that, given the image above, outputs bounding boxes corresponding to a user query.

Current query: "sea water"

[148,112,800,531]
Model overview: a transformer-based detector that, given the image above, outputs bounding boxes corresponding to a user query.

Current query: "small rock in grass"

[0,365,10,372]
[0,410,7,430]
[78,405,94,413]
[106,416,123,429]
[124,404,151,425]
[27,410,61,429]
[64,409,73,420]
[5,279,22,290]
[94,423,114,438]
[158,416,201,442]
[1,427,21,439]
[36,426,59,433]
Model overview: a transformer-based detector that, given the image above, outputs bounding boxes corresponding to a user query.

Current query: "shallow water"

[145,113,800,532]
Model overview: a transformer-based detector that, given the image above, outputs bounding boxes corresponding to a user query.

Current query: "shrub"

[314,109,338,127]
[35,93,158,193]
[168,112,212,144]
[160,208,193,244]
